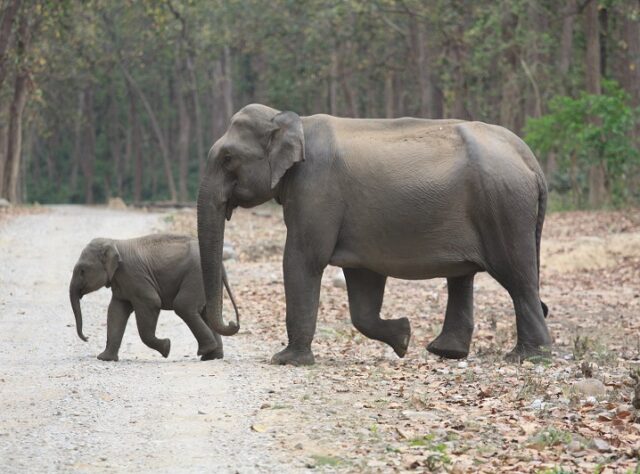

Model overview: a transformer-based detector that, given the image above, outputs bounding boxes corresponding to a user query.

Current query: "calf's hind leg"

[173,281,222,360]
[344,268,411,357]
[134,304,171,358]
[427,274,475,360]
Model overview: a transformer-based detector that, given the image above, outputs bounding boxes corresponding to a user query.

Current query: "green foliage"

[1,0,639,205]
[407,434,452,471]
[529,427,573,447]
[525,80,640,206]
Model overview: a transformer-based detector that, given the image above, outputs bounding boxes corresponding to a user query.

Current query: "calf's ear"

[101,243,121,283]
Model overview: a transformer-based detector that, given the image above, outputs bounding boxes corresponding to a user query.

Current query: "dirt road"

[2,205,640,473]
[0,206,301,473]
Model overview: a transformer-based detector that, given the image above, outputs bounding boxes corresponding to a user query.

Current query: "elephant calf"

[69,234,238,361]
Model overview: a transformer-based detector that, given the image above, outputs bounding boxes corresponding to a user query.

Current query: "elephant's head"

[197,104,305,336]
[69,238,121,342]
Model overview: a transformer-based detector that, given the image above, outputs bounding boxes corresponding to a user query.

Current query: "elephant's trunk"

[197,177,239,336]
[70,287,88,342]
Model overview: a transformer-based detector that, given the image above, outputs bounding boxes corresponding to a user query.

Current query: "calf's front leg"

[98,298,133,362]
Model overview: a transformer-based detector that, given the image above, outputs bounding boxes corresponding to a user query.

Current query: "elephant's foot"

[427,330,472,360]
[97,351,119,362]
[158,339,171,358]
[504,342,552,364]
[387,317,411,358]
[201,347,224,361]
[270,346,315,366]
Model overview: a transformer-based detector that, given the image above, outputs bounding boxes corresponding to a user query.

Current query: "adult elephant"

[197,104,551,366]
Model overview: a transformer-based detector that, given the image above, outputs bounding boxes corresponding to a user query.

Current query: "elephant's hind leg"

[134,304,170,358]
[488,241,551,362]
[427,274,475,360]
[344,268,411,358]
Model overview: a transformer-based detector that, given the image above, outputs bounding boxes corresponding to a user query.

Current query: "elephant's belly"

[329,248,481,280]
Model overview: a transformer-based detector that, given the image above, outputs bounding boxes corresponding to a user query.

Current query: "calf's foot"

[201,347,224,360]
[271,346,315,366]
[97,351,119,362]
[197,340,220,357]
[158,338,171,358]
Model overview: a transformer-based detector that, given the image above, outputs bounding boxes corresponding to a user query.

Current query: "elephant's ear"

[267,111,305,189]
[101,243,121,284]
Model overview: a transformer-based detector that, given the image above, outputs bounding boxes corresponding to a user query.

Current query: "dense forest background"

[0,0,638,208]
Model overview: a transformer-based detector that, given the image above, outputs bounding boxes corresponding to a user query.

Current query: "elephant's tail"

[536,171,549,318]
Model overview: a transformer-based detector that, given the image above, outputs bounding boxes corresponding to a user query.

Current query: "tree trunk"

[329,49,338,115]
[585,0,602,96]
[0,101,9,196]
[384,71,394,118]
[622,1,640,141]
[221,45,233,121]
[0,0,21,90]
[186,52,204,178]
[584,0,606,207]
[210,47,234,143]
[79,84,95,204]
[2,70,29,202]
[175,54,191,202]
[108,84,122,197]
[558,0,577,87]
[132,97,142,204]
[2,8,31,203]
[69,89,83,194]
[408,15,438,118]
[120,64,177,202]
[599,6,608,79]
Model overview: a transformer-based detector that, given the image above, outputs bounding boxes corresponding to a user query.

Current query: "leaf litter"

[171,205,640,473]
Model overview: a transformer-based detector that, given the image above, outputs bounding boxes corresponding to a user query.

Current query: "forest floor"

[1,205,639,473]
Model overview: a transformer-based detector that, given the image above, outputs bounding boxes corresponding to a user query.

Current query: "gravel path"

[0,206,297,473]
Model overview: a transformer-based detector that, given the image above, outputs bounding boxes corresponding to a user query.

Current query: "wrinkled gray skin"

[69,234,239,361]
[197,104,551,366]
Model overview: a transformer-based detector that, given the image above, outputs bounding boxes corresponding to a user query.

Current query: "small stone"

[592,438,611,452]
[529,399,545,410]
[197,409,207,415]
[294,443,303,450]
[567,440,582,452]
[457,361,468,369]
[573,378,606,399]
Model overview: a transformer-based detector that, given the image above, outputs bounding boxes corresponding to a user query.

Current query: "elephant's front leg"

[134,303,171,358]
[270,244,322,366]
[427,274,475,359]
[98,298,133,362]
[344,268,411,357]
